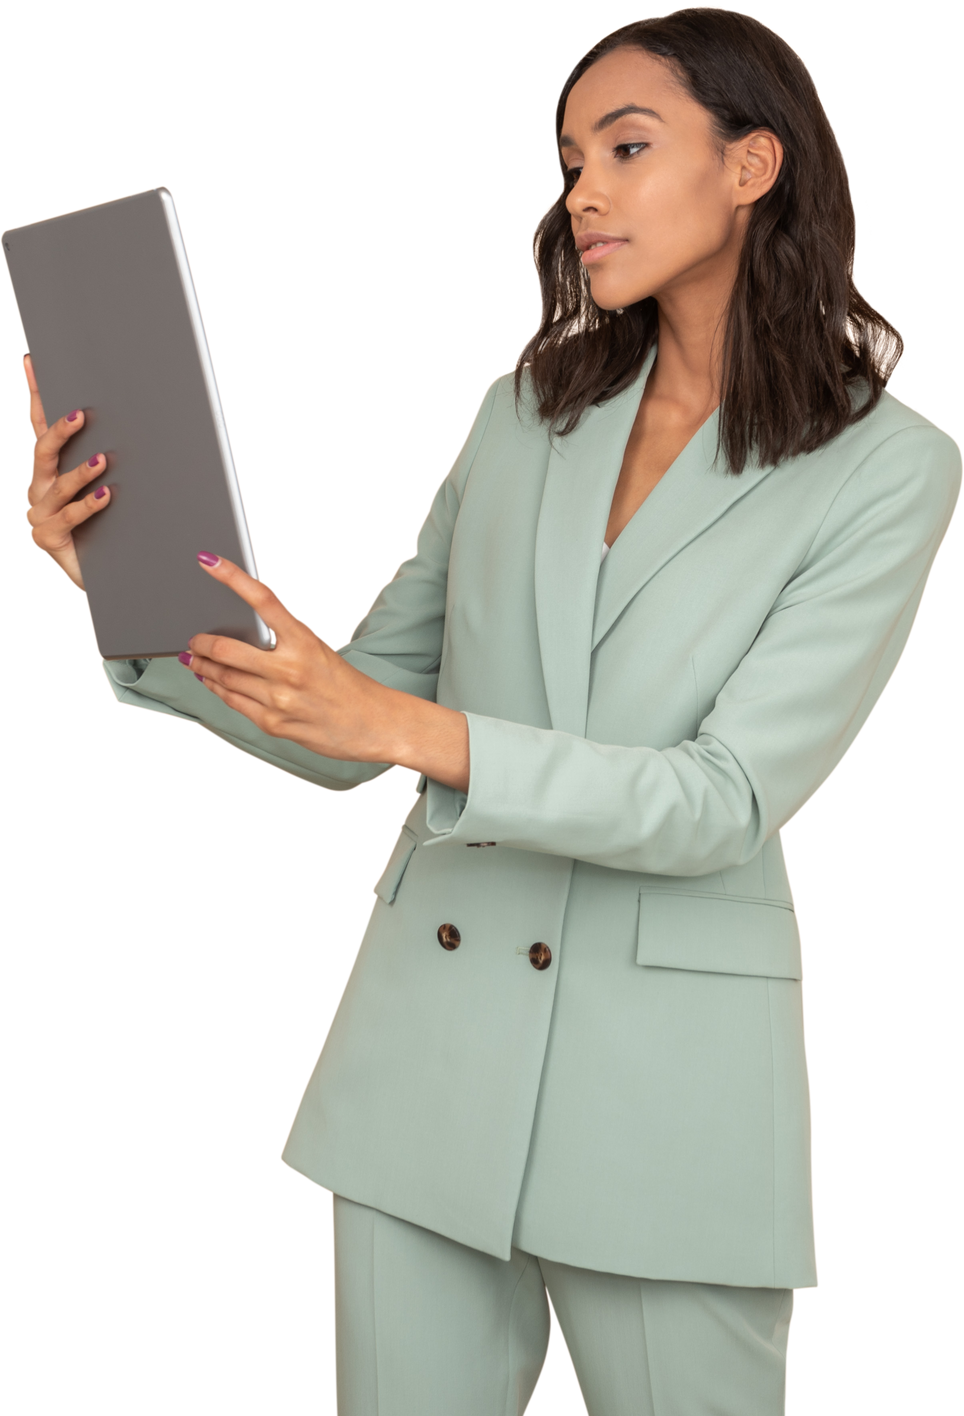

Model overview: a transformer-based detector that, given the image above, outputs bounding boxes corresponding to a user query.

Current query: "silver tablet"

[3,188,271,659]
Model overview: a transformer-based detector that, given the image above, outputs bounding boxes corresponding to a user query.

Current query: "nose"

[565,170,611,220]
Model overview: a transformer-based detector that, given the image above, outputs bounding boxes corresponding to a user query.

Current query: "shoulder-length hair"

[516,8,902,471]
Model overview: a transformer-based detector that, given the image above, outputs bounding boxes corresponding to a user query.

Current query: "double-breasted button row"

[436,925,551,970]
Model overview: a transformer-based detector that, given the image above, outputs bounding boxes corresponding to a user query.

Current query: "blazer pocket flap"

[637,890,802,979]
[374,827,417,904]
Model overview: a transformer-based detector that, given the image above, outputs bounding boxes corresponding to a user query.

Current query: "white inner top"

[601,542,611,562]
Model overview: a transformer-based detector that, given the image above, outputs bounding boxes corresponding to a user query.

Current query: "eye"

[563,139,647,187]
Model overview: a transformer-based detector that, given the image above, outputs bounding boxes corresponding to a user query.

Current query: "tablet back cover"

[3,188,268,659]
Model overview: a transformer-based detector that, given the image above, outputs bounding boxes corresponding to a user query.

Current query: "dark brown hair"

[516,9,902,470]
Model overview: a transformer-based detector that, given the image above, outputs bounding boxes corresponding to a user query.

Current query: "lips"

[574,229,628,252]
[580,237,622,266]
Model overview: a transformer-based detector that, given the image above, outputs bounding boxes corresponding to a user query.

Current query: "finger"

[179,639,273,685]
[194,553,304,640]
[191,672,282,733]
[179,650,276,707]
[27,451,106,517]
[24,354,48,438]
[30,481,111,551]
[30,408,87,500]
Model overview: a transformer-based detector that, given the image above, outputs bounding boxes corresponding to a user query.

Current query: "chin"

[586,283,645,314]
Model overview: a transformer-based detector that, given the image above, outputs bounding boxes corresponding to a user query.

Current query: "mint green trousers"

[333,1197,793,1416]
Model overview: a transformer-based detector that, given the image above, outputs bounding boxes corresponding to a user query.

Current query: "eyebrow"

[559,104,664,148]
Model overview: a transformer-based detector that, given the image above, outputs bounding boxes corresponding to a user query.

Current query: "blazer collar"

[534,348,775,735]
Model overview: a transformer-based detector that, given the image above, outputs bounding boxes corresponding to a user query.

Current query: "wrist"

[387,694,470,792]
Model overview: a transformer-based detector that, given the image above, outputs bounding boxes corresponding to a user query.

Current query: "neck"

[648,298,727,420]
[648,244,741,419]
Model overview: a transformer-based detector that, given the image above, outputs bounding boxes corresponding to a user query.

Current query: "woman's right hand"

[24,354,111,590]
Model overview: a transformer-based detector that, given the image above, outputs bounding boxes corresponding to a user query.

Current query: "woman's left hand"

[180,554,470,790]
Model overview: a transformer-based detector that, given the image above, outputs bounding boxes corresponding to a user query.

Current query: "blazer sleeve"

[104,379,501,791]
[425,424,961,875]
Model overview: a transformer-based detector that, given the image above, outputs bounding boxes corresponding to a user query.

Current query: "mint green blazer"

[106,348,960,1289]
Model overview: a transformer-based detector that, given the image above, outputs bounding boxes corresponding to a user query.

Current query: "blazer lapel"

[534,353,654,735]
[591,416,776,651]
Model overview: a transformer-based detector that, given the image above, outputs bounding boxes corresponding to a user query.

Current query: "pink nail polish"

[197,552,220,567]
[87,454,100,467]
[194,673,204,682]
[66,410,81,422]
[94,486,107,500]
[178,651,193,666]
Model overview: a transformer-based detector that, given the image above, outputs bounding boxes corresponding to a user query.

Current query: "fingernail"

[197,552,220,567]
[194,673,204,682]
[178,651,193,666]
[94,486,107,500]
[87,454,100,467]
[66,410,81,422]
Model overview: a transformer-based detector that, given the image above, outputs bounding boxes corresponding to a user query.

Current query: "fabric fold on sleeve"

[424,777,469,836]
[104,655,390,790]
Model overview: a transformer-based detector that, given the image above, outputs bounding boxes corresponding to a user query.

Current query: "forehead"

[561,46,695,139]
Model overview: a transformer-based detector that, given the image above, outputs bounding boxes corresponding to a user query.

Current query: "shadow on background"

[1,33,120,1416]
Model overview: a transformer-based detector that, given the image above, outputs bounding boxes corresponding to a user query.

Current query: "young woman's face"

[560,47,752,311]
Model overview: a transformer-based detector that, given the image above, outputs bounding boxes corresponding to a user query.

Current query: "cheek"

[591,165,735,304]
[622,184,730,288]
[637,166,732,260]
[687,174,737,251]
[668,208,730,269]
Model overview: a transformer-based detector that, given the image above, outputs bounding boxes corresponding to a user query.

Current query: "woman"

[24,10,959,1415]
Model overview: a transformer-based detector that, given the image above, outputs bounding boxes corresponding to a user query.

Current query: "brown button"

[437,923,461,951]
[528,942,552,971]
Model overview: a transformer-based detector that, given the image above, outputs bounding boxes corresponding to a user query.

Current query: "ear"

[731,129,784,206]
